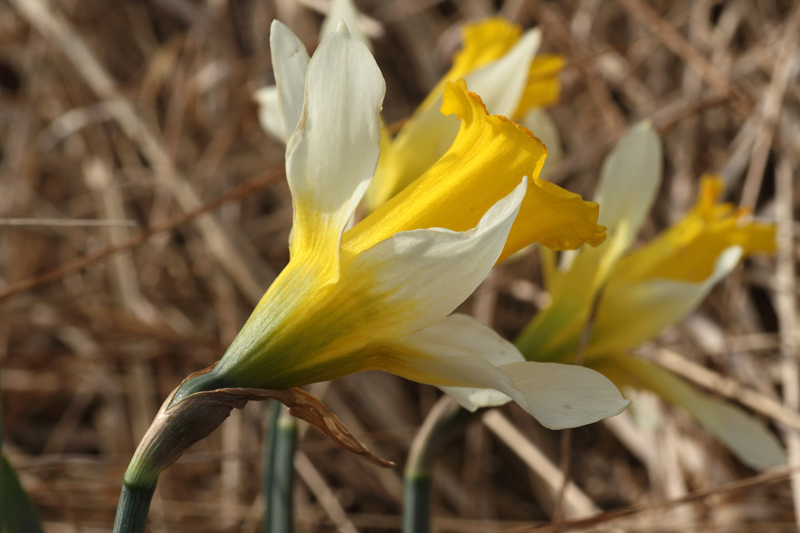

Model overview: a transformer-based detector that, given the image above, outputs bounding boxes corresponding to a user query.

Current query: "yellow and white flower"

[256,14,565,207]
[516,123,784,466]
[177,21,629,430]
[366,17,565,209]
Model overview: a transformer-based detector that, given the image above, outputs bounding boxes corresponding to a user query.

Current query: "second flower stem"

[264,401,298,533]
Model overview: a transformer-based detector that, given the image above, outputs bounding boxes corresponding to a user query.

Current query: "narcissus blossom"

[176,21,628,430]
[516,123,784,465]
[255,15,565,207]
[366,17,565,209]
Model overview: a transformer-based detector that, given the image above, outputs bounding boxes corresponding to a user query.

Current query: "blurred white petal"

[375,315,629,429]
[519,107,561,179]
[594,121,662,248]
[254,85,286,143]
[269,21,310,142]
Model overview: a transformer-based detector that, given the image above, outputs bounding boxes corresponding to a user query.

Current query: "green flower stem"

[113,372,244,533]
[2,454,44,533]
[264,401,298,533]
[2,369,44,533]
[113,441,162,533]
[403,397,479,533]
[113,484,154,533]
[402,473,432,533]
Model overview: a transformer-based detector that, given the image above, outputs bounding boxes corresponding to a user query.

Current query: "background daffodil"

[515,122,784,469]
[175,21,628,431]
[366,17,565,209]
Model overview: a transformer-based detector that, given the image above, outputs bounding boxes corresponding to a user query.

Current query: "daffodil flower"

[175,21,628,431]
[255,14,565,207]
[366,17,565,209]
[515,122,784,467]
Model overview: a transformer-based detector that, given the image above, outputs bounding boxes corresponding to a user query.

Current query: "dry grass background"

[1,0,799,531]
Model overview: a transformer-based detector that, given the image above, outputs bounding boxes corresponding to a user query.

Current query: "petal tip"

[335,19,352,36]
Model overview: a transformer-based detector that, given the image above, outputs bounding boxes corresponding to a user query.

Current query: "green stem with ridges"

[403,397,480,533]
[264,401,298,533]
[402,472,432,533]
[113,483,155,533]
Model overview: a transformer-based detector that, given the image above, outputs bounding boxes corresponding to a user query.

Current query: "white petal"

[595,121,662,248]
[464,28,542,117]
[433,314,524,410]
[341,180,526,337]
[321,0,372,51]
[500,361,630,429]
[519,108,561,179]
[375,315,629,429]
[270,21,310,142]
[253,85,286,143]
[286,23,385,262]
[591,246,743,353]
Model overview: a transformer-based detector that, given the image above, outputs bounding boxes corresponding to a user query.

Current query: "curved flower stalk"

[516,122,784,470]
[173,20,625,428]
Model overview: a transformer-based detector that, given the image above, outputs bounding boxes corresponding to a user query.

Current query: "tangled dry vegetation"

[1,0,799,531]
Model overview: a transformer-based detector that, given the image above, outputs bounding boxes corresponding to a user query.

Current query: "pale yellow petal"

[462,27,542,117]
[589,353,785,470]
[364,125,405,211]
[365,105,460,209]
[589,247,742,354]
[221,181,525,389]
[337,180,526,338]
[519,108,561,179]
[516,228,629,362]
[594,121,663,248]
[515,123,663,360]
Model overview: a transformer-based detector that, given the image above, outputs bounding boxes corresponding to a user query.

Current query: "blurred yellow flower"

[515,123,784,468]
[175,21,628,430]
[366,18,565,210]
